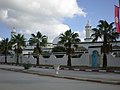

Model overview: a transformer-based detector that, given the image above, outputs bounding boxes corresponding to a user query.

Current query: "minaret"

[84,21,93,42]
[11,27,16,38]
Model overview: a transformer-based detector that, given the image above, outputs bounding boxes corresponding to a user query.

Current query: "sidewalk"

[39,65,120,73]
[0,64,120,85]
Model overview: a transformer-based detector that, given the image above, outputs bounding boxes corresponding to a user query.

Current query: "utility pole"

[119,0,120,8]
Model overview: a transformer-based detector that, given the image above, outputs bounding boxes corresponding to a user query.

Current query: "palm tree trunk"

[67,54,71,67]
[103,53,107,68]
[67,45,72,67]
[36,56,39,66]
[16,54,19,65]
[102,35,107,68]
[5,55,7,64]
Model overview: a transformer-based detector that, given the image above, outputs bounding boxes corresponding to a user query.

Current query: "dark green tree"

[58,29,81,66]
[52,46,66,52]
[91,20,119,68]
[11,34,26,64]
[0,38,12,63]
[29,31,47,66]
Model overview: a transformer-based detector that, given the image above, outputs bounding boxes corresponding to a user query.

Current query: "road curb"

[39,66,120,73]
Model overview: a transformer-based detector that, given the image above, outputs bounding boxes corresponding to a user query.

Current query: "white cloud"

[79,30,86,42]
[74,30,85,42]
[0,37,2,41]
[0,9,8,20]
[0,0,86,42]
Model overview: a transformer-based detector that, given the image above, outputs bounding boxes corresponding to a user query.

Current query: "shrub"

[23,61,32,70]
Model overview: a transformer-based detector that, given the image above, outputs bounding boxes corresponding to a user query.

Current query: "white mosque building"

[5,21,120,67]
[11,27,17,38]
[84,21,94,42]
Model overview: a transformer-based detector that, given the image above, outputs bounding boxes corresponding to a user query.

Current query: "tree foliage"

[0,38,12,63]
[11,34,26,64]
[29,31,47,66]
[52,46,66,52]
[91,20,120,67]
[58,29,81,66]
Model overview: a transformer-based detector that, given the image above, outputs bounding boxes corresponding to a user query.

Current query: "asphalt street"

[0,64,120,84]
[0,69,120,90]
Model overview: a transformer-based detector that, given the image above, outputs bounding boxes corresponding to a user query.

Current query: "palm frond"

[91,20,119,43]
[29,31,47,47]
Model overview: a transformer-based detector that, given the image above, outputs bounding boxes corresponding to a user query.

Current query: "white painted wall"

[0,54,120,67]
[0,54,89,66]
[107,54,120,67]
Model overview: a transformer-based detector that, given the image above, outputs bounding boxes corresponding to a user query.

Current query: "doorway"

[92,50,99,67]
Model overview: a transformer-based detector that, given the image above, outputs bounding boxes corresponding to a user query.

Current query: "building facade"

[0,22,119,67]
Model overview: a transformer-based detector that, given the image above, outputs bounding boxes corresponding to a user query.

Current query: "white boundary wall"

[0,54,89,66]
[0,54,120,67]
[107,54,120,67]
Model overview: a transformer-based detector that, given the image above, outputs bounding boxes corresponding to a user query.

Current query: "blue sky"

[64,0,118,32]
[0,0,119,42]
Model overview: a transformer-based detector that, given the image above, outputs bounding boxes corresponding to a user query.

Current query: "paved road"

[0,64,120,84]
[0,69,120,90]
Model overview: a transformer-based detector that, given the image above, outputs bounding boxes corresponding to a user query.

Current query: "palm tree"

[58,29,81,67]
[91,20,119,68]
[0,38,12,64]
[29,31,47,66]
[11,34,26,64]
